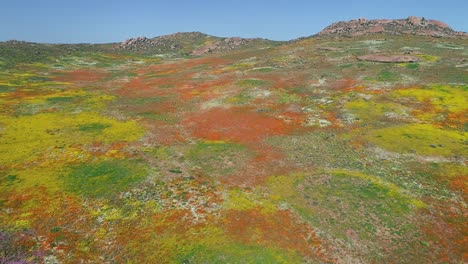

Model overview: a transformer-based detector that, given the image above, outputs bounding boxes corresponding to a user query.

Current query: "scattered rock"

[317,46,342,51]
[303,116,333,127]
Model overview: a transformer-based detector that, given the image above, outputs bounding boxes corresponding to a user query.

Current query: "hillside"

[0,18,467,263]
[0,33,280,66]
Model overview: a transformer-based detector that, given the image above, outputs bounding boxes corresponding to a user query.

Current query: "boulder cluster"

[120,36,150,49]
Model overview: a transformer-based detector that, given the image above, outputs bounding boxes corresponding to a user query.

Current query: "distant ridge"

[118,32,280,55]
[1,16,466,57]
[317,16,467,38]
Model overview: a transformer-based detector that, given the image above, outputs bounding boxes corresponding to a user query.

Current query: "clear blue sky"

[1,0,467,43]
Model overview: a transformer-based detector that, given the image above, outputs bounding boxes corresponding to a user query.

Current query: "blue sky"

[1,0,467,43]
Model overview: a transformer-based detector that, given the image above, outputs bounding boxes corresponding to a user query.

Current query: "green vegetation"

[79,123,112,132]
[377,70,399,82]
[177,243,303,264]
[237,79,267,87]
[66,159,148,198]
[406,62,420,69]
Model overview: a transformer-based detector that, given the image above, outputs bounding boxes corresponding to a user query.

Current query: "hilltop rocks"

[120,36,150,49]
[119,35,182,52]
[357,54,420,63]
[357,18,368,24]
[317,16,466,38]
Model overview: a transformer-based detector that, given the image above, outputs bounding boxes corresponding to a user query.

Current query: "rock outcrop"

[119,35,182,52]
[317,16,466,38]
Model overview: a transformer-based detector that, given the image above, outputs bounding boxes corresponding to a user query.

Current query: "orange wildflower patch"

[184,107,296,144]
[439,111,468,130]
[449,175,468,195]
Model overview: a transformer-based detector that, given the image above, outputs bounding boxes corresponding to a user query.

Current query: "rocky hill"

[317,16,467,38]
[118,32,279,55]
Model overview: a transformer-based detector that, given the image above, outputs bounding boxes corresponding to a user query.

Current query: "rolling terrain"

[0,17,467,263]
